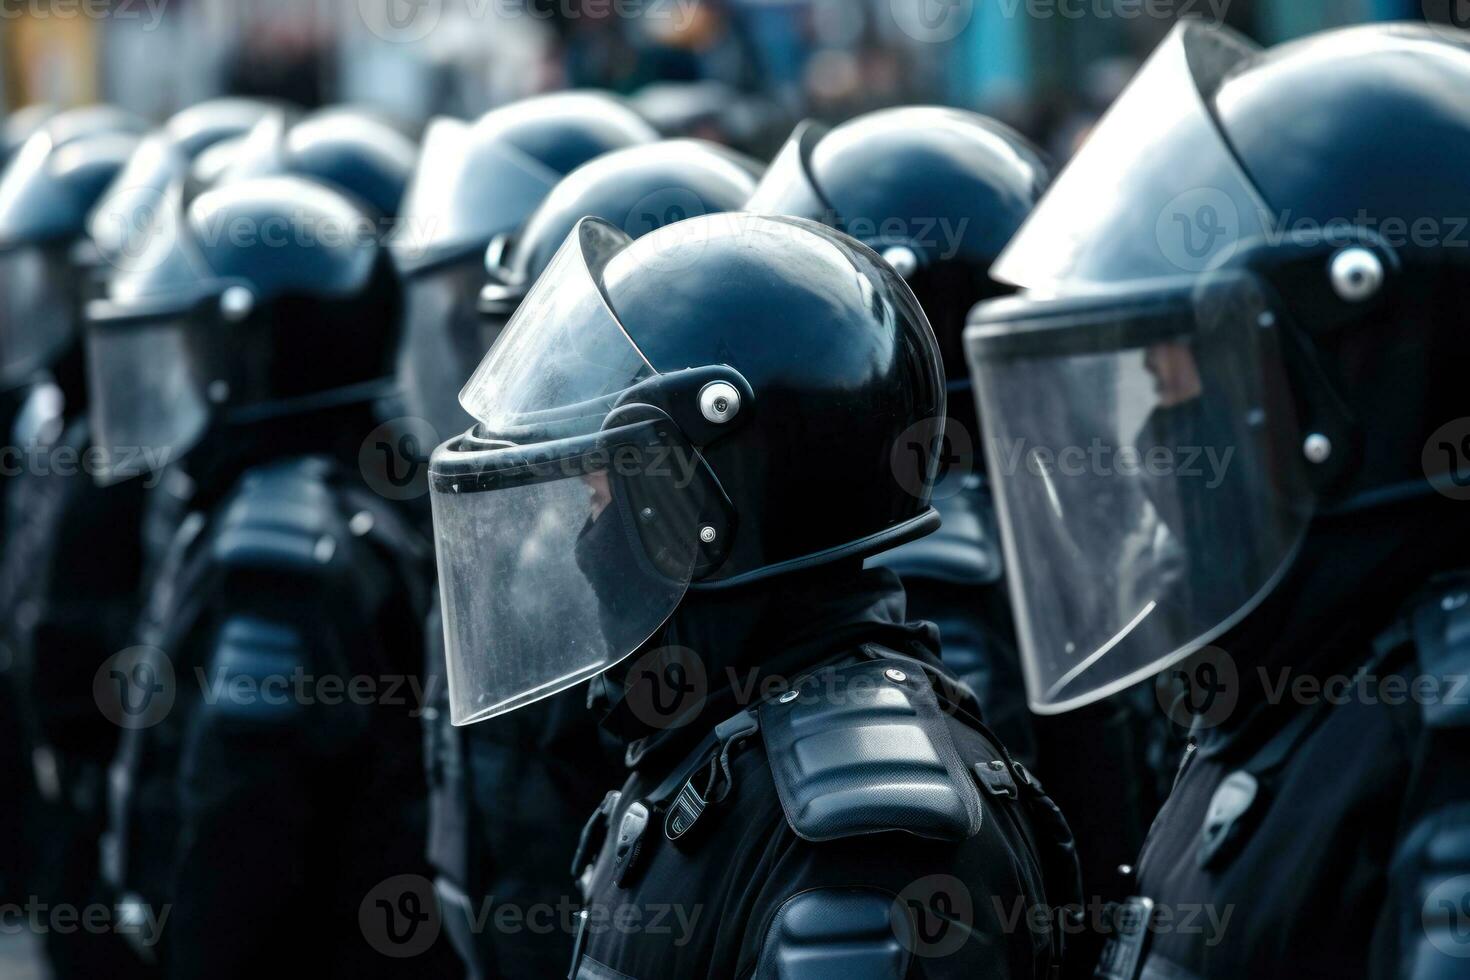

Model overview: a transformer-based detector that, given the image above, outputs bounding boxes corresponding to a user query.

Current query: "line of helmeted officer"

[964,20,1470,980]
[0,101,470,978]
[9,17,1468,978]
[391,92,771,976]
[400,97,1092,977]
[0,88,1164,979]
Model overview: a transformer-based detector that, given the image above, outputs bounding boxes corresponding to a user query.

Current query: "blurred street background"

[0,0,1443,163]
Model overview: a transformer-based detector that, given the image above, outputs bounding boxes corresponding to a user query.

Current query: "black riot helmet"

[84,176,400,485]
[393,94,658,440]
[389,92,658,276]
[966,21,1470,713]
[162,97,286,160]
[480,138,762,314]
[0,107,145,391]
[430,215,945,723]
[218,109,419,221]
[747,107,1051,393]
[87,98,280,276]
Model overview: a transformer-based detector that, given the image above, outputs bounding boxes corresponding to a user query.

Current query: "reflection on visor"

[85,319,212,483]
[431,418,712,724]
[0,248,74,388]
[743,120,831,220]
[992,23,1269,292]
[458,220,652,437]
[432,218,735,724]
[971,273,1313,712]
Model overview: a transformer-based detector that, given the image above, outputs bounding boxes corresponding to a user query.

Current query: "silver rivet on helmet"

[699,382,741,424]
[219,285,255,322]
[699,526,717,544]
[881,245,919,280]
[1329,248,1384,303]
[885,667,908,683]
[778,689,799,704]
[1303,432,1333,465]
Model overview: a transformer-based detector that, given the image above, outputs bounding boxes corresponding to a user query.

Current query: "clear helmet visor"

[84,314,213,485]
[969,273,1314,713]
[457,220,654,439]
[0,246,74,389]
[432,219,713,725]
[992,22,1267,293]
[743,119,831,219]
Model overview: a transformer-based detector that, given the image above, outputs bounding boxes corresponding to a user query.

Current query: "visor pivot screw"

[699,382,741,424]
[881,245,919,280]
[699,526,718,544]
[1303,433,1333,465]
[1329,248,1384,303]
[884,668,908,684]
[219,285,255,323]
[778,689,799,704]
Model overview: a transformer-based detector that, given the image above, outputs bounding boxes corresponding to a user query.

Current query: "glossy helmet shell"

[751,107,1051,382]
[97,175,401,404]
[599,213,946,583]
[488,138,761,304]
[1206,23,1470,502]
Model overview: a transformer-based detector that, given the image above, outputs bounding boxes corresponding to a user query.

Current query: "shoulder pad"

[210,458,343,576]
[197,614,310,728]
[755,889,910,980]
[868,486,1002,586]
[760,659,983,842]
[1406,579,1470,729]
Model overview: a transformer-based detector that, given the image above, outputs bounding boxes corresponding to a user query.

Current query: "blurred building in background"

[0,0,1449,158]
